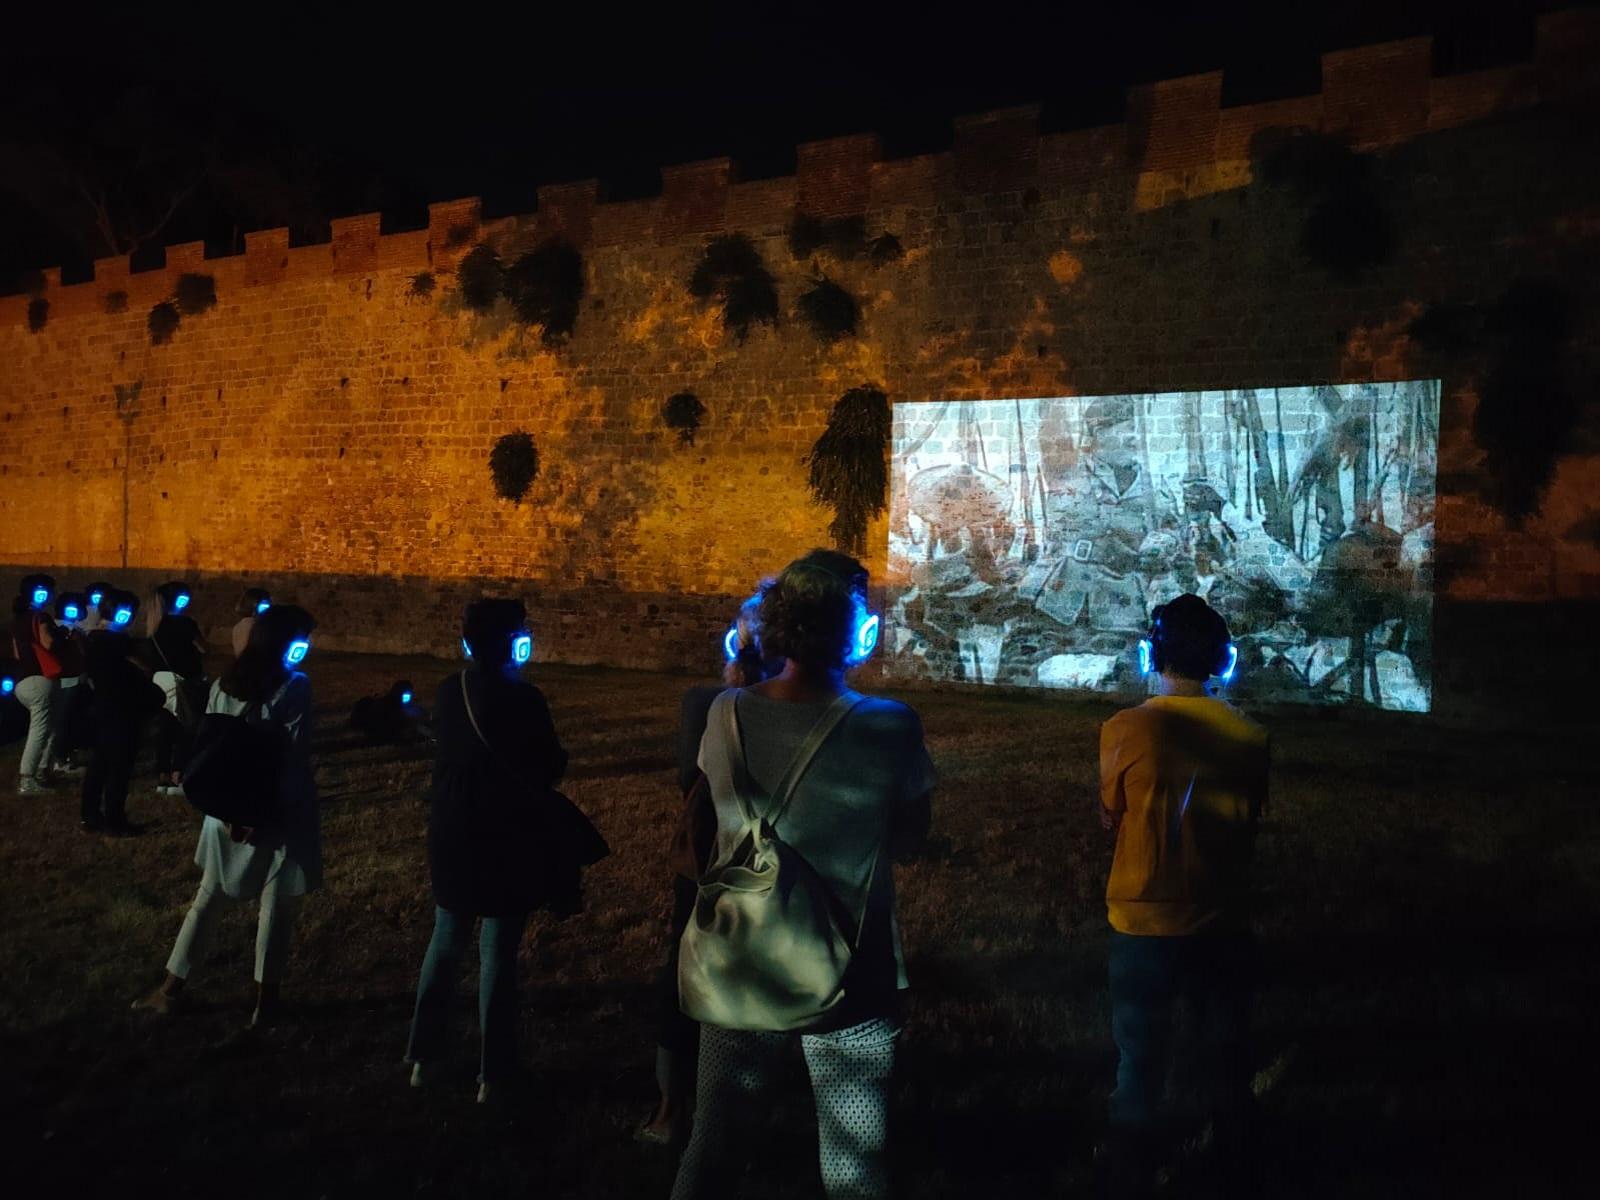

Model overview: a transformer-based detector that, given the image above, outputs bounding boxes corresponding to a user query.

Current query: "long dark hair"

[222,604,316,703]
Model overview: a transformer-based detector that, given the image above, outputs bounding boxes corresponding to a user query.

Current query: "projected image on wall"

[886,383,1440,711]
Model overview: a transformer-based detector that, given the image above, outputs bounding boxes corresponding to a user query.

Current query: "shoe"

[409,1062,431,1089]
[475,1082,494,1105]
[155,783,185,798]
[48,762,87,778]
[18,776,52,796]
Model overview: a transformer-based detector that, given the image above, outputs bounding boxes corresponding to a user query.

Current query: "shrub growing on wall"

[503,238,585,343]
[104,290,128,314]
[797,276,859,342]
[408,271,436,299]
[148,301,181,345]
[458,245,505,314]
[867,233,904,266]
[688,234,778,342]
[489,431,540,503]
[789,214,867,261]
[175,272,217,316]
[663,392,706,446]
[27,298,48,333]
[1258,129,1393,276]
[805,386,891,555]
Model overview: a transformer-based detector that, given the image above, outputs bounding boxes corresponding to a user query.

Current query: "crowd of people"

[3,552,1269,1197]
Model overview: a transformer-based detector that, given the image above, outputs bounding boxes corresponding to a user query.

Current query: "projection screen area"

[885,382,1440,712]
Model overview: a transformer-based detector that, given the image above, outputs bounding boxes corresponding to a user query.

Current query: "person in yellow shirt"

[1099,593,1269,1181]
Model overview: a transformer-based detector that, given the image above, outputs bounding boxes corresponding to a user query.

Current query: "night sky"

[0,0,1571,284]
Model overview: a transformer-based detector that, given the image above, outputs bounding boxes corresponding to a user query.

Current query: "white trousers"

[14,675,58,780]
[166,868,303,984]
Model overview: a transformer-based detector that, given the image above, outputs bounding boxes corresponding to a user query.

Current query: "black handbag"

[182,684,289,828]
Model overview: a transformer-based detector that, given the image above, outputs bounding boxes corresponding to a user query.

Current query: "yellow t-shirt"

[1100,696,1269,937]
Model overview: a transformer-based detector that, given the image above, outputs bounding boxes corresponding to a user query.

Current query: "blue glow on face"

[113,606,133,628]
[511,633,532,665]
[1137,638,1155,676]
[844,600,880,668]
[723,624,740,663]
[284,638,310,667]
[1,677,14,696]
[256,598,271,615]
[1218,642,1238,684]
[400,690,413,705]
[30,587,49,608]
[89,590,105,607]
[173,592,191,612]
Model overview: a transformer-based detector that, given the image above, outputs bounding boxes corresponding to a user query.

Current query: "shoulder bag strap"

[722,690,864,829]
[460,670,491,752]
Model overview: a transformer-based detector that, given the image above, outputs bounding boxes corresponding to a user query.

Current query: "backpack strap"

[461,670,491,751]
[722,690,864,830]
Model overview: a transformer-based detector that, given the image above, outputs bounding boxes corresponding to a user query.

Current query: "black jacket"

[85,631,164,728]
[427,668,570,917]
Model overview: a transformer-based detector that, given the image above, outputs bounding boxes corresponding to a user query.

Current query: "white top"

[698,688,935,994]
[192,673,321,899]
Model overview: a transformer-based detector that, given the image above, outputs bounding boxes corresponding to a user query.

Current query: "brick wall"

[3,13,1598,718]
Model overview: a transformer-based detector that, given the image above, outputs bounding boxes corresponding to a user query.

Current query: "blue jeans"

[1108,929,1255,1132]
[405,907,527,1083]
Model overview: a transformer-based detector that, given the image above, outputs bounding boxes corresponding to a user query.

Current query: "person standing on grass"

[144,580,208,798]
[9,574,64,796]
[134,605,321,1029]
[669,550,934,1200]
[46,590,90,777]
[80,590,163,836]
[637,593,780,1148]
[404,598,575,1105]
[1098,593,1269,1184]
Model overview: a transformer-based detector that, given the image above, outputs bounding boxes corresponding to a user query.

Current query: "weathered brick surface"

[2,16,1597,722]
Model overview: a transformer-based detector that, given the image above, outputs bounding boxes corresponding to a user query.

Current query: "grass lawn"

[2,652,1595,1198]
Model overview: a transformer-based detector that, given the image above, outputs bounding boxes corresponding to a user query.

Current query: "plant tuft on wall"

[796,276,860,342]
[1257,129,1393,276]
[789,214,867,261]
[867,233,904,266]
[663,392,706,446]
[503,238,585,343]
[489,431,540,503]
[688,234,779,342]
[408,271,436,299]
[148,301,181,346]
[175,273,217,316]
[27,298,48,333]
[805,386,891,555]
[458,245,505,313]
[104,290,128,315]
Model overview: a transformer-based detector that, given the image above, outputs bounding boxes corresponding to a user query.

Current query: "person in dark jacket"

[404,598,571,1104]
[350,679,430,744]
[638,593,781,1147]
[81,590,164,835]
[144,580,208,797]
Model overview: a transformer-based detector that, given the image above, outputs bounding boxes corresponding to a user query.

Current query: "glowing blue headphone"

[63,602,82,621]
[1137,606,1237,684]
[847,597,881,667]
[284,637,311,667]
[256,597,272,615]
[400,689,414,705]
[722,593,762,664]
[173,590,191,612]
[88,588,106,608]
[1,675,14,696]
[30,585,50,608]
[112,605,134,628]
[463,630,533,666]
